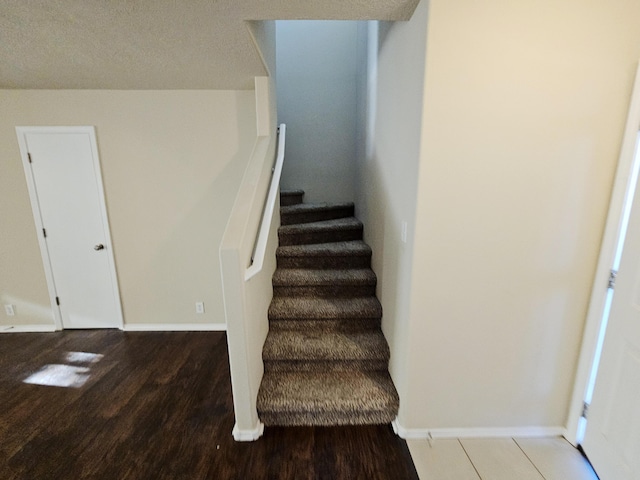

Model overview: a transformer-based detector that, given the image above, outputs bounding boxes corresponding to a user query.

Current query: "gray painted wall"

[276,20,363,204]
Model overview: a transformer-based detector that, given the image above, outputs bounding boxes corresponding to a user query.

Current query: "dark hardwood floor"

[0,330,418,479]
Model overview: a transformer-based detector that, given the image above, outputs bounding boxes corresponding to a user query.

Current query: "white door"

[17,127,122,329]
[582,156,640,478]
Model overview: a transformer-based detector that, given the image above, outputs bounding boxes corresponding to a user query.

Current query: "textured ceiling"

[0,0,420,90]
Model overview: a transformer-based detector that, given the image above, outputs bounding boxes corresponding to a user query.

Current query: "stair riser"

[280,194,304,206]
[277,254,371,269]
[263,360,389,373]
[259,409,398,427]
[281,206,355,226]
[269,311,381,320]
[268,319,381,332]
[278,227,363,246]
[273,284,376,297]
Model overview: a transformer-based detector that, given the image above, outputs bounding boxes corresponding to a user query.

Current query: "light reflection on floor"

[65,351,104,364]
[23,351,104,388]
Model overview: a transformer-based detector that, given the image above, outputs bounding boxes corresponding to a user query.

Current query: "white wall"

[357,0,640,435]
[276,21,360,204]
[403,0,640,432]
[219,23,280,438]
[220,78,279,442]
[0,90,256,329]
[354,4,429,429]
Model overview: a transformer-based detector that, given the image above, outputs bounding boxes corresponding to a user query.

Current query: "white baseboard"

[427,426,567,439]
[232,421,265,442]
[122,323,226,332]
[393,419,566,440]
[1,324,57,333]
[1,323,227,333]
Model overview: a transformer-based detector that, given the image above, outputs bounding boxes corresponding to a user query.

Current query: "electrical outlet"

[4,304,15,316]
[195,302,205,314]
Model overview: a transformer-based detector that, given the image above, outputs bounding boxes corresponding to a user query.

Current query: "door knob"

[94,244,105,251]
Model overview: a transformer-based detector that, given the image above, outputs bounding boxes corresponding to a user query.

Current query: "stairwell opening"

[275,20,367,205]
[254,21,403,426]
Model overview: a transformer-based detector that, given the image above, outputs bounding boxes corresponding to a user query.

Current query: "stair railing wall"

[219,82,284,440]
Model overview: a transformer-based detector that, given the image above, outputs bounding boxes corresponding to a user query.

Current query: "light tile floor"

[408,436,598,480]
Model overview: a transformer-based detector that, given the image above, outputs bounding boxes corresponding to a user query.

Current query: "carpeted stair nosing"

[281,189,305,197]
[263,359,389,373]
[281,201,353,212]
[263,330,390,362]
[278,217,363,246]
[268,296,382,321]
[276,240,371,256]
[268,318,381,332]
[279,217,363,234]
[276,241,372,270]
[272,268,376,297]
[257,370,399,426]
[263,328,390,374]
[272,268,376,286]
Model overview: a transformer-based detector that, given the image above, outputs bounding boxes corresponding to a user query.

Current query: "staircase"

[256,190,399,426]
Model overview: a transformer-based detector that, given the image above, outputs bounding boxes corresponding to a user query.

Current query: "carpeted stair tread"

[277,240,371,259]
[280,202,355,225]
[269,296,382,321]
[263,330,390,362]
[276,242,372,268]
[257,370,399,426]
[268,318,381,333]
[281,202,353,214]
[272,268,376,297]
[279,217,363,234]
[273,268,376,287]
[280,190,304,206]
[278,217,363,246]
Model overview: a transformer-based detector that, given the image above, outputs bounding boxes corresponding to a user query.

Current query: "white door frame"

[566,62,640,445]
[15,126,124,331]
